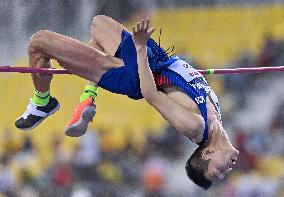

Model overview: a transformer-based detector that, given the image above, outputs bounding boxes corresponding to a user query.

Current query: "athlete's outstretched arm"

[132,19,205,140]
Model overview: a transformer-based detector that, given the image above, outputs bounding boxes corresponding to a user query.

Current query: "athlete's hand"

[132,19,155,46]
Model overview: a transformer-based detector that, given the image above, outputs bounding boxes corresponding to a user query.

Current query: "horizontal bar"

[1,66,284,75]
[199,66,284,75]
[0,66,71,74]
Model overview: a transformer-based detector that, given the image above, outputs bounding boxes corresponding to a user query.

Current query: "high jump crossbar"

[1,66,284,75]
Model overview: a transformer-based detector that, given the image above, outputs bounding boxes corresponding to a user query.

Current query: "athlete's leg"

[16,30,122,130]
[90,15,130,57]
[29,30,122,84]
[89,39,104,53]
[64,39,106,137]
[65,15,129,137]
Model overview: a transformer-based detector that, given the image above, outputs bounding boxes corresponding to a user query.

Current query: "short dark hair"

[185,145,212,190]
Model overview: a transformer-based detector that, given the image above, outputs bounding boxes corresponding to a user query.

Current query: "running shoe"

[65,97,96,137]
[15,97,60,130]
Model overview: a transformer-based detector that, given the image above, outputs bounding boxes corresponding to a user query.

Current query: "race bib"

[168,59,202,82]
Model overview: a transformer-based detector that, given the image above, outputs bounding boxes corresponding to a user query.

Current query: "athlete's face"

[204,147,239,181]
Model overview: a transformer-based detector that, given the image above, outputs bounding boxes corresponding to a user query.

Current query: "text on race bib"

[168,59,202,83]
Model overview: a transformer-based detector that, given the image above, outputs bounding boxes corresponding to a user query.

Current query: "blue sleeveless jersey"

[98,30,209,145]
[152,56,209,145]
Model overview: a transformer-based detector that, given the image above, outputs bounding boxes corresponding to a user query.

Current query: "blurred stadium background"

[1,0,284,196]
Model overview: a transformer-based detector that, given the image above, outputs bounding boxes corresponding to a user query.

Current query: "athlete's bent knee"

[91,15,107,29]
[91,15,109,40]
[28,30,50,55]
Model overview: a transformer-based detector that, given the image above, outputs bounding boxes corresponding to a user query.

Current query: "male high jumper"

[15,15,239,190]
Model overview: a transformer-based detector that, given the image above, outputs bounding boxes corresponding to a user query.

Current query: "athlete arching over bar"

[15,15,239,190]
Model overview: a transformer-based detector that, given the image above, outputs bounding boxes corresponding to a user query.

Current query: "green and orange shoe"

[65,97,96,137]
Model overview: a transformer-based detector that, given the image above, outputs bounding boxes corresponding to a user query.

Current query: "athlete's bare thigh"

[90,15,130,56]
[30,30,121,83]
